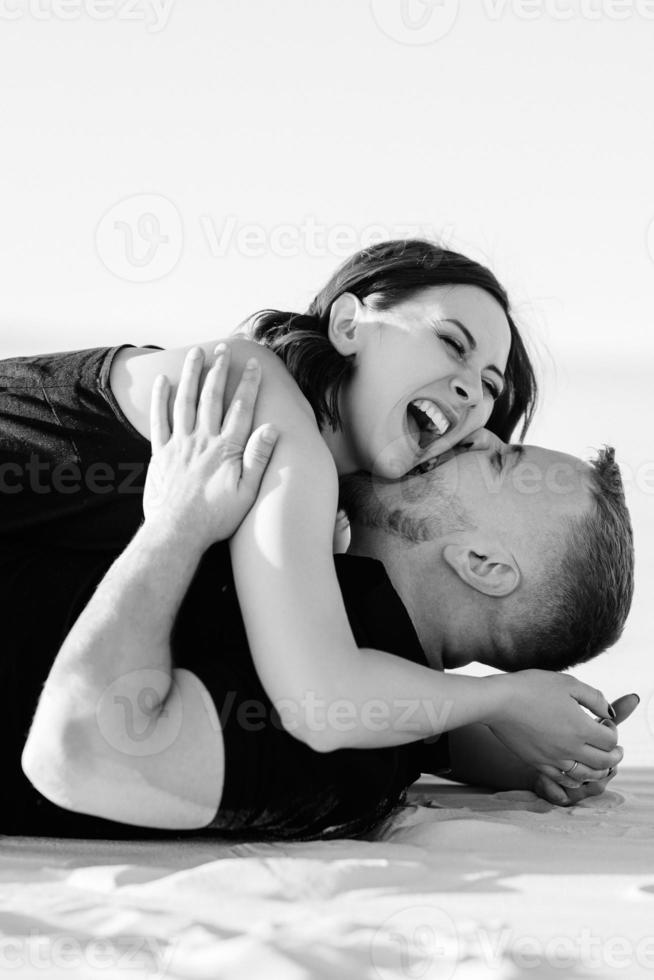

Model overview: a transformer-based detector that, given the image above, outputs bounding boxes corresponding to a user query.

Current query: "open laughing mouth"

[406,398,454,451]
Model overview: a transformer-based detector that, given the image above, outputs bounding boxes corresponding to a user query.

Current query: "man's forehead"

[429,442,591,499]
[520,444,591,477]
[497,444,592,502]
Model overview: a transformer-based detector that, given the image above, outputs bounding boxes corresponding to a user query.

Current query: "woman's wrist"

[478,673,514,727]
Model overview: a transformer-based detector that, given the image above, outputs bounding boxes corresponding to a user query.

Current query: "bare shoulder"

[110,336,316,441]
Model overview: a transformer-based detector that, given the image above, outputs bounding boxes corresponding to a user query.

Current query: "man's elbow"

[21,719,90,812]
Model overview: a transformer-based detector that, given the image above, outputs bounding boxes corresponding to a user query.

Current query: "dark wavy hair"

[248,238,538,442]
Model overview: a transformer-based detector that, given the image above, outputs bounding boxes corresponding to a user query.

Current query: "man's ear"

[328,293,365,356]
[442,542,520,597]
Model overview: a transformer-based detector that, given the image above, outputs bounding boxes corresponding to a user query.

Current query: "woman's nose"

[450,371,481,404]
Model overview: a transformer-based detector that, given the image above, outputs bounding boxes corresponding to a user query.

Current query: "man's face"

[365,438,594,567]
[430,441,594,550]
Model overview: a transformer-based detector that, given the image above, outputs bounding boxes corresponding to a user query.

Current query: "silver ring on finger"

[561,761,579,776]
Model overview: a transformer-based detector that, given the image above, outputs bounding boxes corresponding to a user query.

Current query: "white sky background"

[0,0,652,761]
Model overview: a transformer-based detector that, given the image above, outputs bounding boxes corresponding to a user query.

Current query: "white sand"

[1,768,652,979]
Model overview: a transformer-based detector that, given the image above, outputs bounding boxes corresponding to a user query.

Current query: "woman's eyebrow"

[440,318,506,386]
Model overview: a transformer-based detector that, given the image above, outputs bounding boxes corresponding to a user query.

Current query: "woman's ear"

[442,542,521,598]
[328,293,365,356]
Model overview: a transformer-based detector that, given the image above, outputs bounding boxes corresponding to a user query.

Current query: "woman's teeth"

[408,399,451,437]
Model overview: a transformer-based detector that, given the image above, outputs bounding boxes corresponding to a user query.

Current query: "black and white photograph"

[0,1,651,977]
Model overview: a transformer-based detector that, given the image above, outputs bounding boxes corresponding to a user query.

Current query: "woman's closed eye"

[441,334,500,399]
[482,378,500,399]
[440,334,466,358]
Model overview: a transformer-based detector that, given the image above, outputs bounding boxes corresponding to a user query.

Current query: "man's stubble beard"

[338,467,471,545]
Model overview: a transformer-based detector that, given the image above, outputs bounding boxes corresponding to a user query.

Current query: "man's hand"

[533,694,640,806]
[143,345,278,550]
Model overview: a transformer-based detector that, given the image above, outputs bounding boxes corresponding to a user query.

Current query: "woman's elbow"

[278,711,343,754]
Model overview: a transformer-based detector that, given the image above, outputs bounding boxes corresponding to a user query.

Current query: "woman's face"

[331,284,513,478]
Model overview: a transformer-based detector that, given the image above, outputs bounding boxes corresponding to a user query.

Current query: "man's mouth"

[406,398,453,450]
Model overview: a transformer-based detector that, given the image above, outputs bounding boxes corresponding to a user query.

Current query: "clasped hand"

[489,669,626,793]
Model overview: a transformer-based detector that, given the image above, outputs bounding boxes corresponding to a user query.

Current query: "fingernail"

[245,357,259,370]
[630,693,641,705]
[214,343,227,356]
[261,426,277,443]
[608,705,617,719]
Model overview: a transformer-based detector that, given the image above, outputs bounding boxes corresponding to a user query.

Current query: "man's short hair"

[498,446,634,672]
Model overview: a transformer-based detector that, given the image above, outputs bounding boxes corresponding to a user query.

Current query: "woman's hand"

[488,669,623,787]
[143,344,278,550]
[532,693,639,805]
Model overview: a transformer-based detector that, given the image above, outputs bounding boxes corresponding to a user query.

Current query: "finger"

[150,375,171,452]
[221,357,262,444]
[610,694,640,725]
[575,742,624,771]
[197,344,229,435]
[536,774,572,806]
[240,424,278,498]
[545,761,612,785]
[571,682,614,722]
[540,765,585,790]
[582,717,619,751]
[574,770,616,801]
[173,347,205,435]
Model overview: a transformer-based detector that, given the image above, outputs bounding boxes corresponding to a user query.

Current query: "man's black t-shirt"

[0,345,450,840]
[1,541,450,840]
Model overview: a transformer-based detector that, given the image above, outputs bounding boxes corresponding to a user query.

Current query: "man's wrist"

[139,516,208,562]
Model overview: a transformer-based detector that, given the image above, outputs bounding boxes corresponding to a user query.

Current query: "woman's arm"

[223,352,621,777]
[432,695,636,804]
[22,350,277,829]
[117,339,621,778]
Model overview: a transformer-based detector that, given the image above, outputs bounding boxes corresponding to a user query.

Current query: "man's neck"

[348,523,446,671]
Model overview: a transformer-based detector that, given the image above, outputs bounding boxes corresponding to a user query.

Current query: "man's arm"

[21,523,225,828]
[22,349,277,829]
